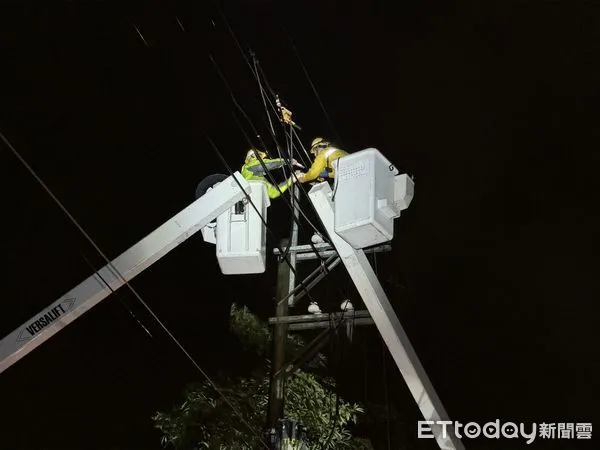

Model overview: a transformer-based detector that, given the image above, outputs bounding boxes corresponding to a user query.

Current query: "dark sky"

[0,1,597,449]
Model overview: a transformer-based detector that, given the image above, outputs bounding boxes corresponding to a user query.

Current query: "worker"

[241,148,299,199]
[295,137,348,184]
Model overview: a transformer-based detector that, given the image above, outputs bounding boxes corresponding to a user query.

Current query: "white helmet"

[310,137,330,155]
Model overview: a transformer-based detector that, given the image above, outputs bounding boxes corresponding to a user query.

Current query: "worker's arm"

[299,154,327,182]
[265,177,293,199]
[245,158,286,176]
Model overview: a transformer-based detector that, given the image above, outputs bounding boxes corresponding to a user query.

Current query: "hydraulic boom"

[0,172,250,374]
[1,148,464,450]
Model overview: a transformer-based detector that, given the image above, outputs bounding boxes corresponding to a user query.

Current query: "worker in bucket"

[241,148,301,199]
[295,137,348,184]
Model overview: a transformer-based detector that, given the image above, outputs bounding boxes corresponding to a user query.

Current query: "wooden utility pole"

[268,237,290,431]
[267,185,300,441]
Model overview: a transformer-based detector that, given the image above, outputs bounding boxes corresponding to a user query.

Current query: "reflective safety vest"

[302,147,348,182]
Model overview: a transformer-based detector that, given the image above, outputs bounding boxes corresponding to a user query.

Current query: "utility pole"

[267,237,290,432]
[267,185,300,444]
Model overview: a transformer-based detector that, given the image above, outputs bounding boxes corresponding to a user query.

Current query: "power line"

[279,23,342,146]
[204,11,377,448]
[169,9,355,444]
[250,55,312,167]
[252,51,278,146]
[319,311,346,449]
[208,52,334,256]
[134,11,325,253]
[248,55,340,244]
[203,18,355,443]
[206,134,321,307]
[0,130,270,450]
[138,4,338,254]
[216,0,341,147]
[248,56,335,238]
[137,6,328,333]
[227,105,329,251]
[164,8,333,262]
[126,8,334,302]
[196,6,339,257]
[79,251,154,339]
[206,4,335,228]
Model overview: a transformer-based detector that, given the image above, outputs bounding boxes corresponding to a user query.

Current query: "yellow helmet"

[245,148,267,163]
[310,137,329,154]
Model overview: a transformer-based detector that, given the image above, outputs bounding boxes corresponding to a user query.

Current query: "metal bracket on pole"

[276,255,341,308]
[273,243,391,261]
[269,310,374,331]
[269,310,371,325]
[287,318,374,331]
[308,182,465,450]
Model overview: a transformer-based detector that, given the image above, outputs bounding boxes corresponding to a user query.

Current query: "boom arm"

[0,172,250,374]
[309,181,465,450]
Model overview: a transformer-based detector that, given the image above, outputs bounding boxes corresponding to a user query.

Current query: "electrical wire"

[150,3,336,255]
[289,126,314,165]
[317,265,353,449]
[319,311,345,449]
[278,125,296,263]
[209,54,292,192]
[206,134,320,307]
[274,307,349,448]
[252,51,278,149]
[79,251,154,339]
[210,52,304,213]
[186,8,356,444]
[208,1,292,157]
[320,258,376,448]
[206,8,333,245]
[209,55,334,268]
[130,14,333,297]
[0,131,270,450]
[241,55,356,445]
[134,7,333,272]
[209,0,259,85]
[250,56,312,167]
[227,103,330,254]
[205,4,336,245]
[278,23,342,146]
[230,110,256,155]
[7,9,348,447]
[249,56,335,238]
[244,49,344,253]
[248,54,313,172]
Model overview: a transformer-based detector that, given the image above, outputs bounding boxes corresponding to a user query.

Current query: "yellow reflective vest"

[241,157,293,199]
[301,147,348,183]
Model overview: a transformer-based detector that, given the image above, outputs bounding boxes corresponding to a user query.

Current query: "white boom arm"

[309,182,465,450]
[0,172,250,374]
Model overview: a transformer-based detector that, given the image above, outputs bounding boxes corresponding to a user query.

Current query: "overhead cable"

[206,134,320,306]
[0,130,270,450]
[209,53,333,258]
[279,23,342,146]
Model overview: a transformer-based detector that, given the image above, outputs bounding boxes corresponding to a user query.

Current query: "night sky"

[0,1,597,449]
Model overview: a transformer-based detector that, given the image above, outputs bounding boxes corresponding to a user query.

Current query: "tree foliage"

[153,304,374,449]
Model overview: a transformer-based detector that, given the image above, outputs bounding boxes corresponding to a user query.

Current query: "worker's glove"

[291,158,304,169]
[294,170,305,182]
